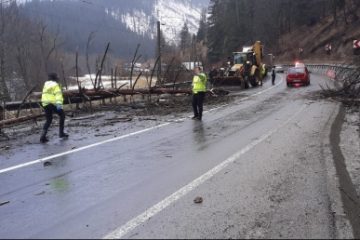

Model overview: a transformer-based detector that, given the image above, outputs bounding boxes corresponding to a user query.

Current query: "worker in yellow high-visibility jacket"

[191,66,207,121]
[40,73,68,143]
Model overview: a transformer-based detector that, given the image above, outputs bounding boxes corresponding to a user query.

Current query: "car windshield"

[233,53,248,64]
[295,62,305,68]
[288,67,305,74]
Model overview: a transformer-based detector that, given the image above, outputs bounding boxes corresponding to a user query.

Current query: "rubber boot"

[59,120,69,139]
[198,112,202,121]
[40,130,49,143]
[59,131,69,139]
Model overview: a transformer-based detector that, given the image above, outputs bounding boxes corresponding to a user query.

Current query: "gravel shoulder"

[336,105,360,238]
[341,106,360,197]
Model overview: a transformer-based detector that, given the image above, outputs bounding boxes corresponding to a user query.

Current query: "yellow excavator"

[212,41,267,88]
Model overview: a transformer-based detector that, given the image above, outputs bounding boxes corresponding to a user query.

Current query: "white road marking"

[0,123,170,174]
[251,78,283,96]
[103,103,307,239]
[0,79,282,175]
[202,78,284,115]
[238,78,284,102]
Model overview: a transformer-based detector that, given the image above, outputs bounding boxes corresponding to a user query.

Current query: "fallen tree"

[0,87,229,127]
[1,87,229,112]
[0,113,44,127]
[29,88,196,99]
[321,65,360,102]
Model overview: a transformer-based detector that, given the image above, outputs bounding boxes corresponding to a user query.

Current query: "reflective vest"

[261,64,266,76]
[41,81,64,107]
[192,73,207,94]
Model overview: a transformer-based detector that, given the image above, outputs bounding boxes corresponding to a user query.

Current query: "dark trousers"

[272,75,276,84]
[192,92,205,119]
[43,104,65,134]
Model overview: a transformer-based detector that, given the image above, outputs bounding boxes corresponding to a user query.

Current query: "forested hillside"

[206,0,360,62]
[20,0,156,58]
[2,0,360,102]
[0,0,209,101]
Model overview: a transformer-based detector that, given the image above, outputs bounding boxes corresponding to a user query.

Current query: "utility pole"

[157,20,162,82]
[235,0,240,25]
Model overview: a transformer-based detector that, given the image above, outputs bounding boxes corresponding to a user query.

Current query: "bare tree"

[0,2,10,101]
[86,31,96,89]
[38,24,59,74]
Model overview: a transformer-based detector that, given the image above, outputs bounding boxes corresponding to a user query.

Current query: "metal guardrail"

[1,64,358,113]
[280,63,359,82]
[159,81,192,89]
[282,63,357,75]
[0,96,109,112]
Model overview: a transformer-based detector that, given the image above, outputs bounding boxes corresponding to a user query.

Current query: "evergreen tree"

[180,23,192,51]
[196,8,207,43]
[206,0,348,63]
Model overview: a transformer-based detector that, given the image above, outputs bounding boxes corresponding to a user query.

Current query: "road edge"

[322,103,354,239]
[330,104,360,238]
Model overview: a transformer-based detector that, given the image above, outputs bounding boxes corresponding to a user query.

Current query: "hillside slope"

[19,0,209,59]
[277,10,360,64]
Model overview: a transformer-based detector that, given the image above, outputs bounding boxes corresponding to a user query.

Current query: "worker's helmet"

[48,73,59,81]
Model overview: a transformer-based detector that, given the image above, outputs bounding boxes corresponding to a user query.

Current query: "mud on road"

[0,94,234,155]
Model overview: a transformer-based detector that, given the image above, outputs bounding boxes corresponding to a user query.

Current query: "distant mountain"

[106,0,209,43]
[19,0,209,59]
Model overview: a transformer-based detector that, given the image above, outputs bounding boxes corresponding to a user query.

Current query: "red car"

[286,66,310,87]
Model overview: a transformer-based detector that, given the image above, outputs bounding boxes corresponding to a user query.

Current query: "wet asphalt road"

[0,74,343,238]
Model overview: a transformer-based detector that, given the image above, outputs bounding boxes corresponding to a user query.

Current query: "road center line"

[0,79,282,175]
[0,123,170,174]
[205,78,283,114]
[103,103,307,239]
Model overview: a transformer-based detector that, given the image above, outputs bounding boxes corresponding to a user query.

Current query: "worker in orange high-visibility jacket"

[40,73,69,143]
[191,66,207,121]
